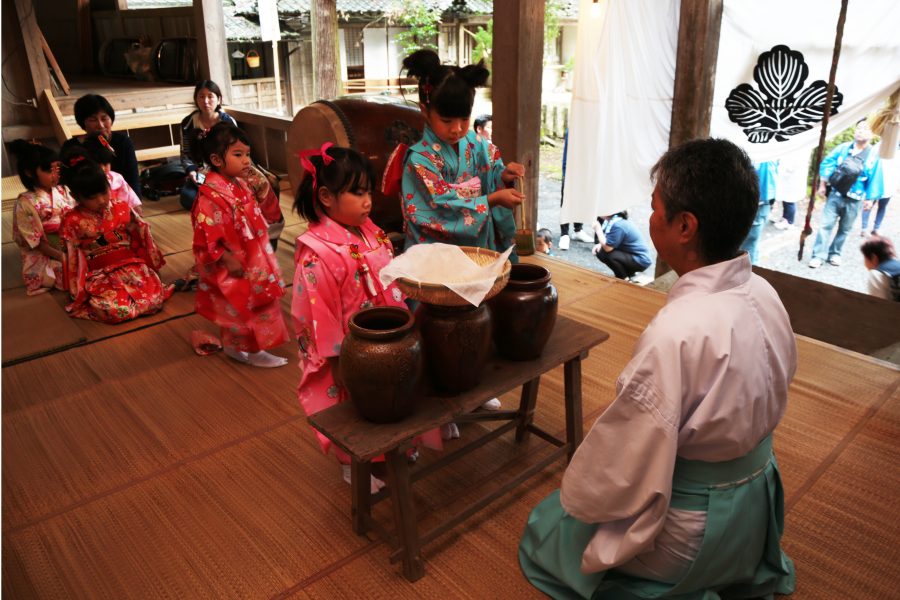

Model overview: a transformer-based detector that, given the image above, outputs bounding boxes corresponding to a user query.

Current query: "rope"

[799,0,849,261]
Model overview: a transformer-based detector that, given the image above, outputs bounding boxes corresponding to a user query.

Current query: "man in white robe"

[519,138,797,600]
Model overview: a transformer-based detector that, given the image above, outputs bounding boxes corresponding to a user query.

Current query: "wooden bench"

[308,315,609,581]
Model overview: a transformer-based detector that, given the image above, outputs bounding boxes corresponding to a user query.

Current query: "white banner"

[258,0,281,42]
[563,0,900,225]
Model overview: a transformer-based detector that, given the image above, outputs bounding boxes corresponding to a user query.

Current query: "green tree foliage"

[471,20,493,70]
[544,0,566,63]
[391,1,442,55]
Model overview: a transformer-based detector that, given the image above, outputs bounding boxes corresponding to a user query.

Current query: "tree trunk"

[311,0,341,100]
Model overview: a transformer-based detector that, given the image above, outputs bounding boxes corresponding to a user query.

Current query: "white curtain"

[561,0,679,225]
[711,0,900,162]
[562,0,900,224]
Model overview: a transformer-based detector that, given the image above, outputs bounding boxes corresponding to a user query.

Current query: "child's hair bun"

[402,49,442,80]
[458,61,490,88]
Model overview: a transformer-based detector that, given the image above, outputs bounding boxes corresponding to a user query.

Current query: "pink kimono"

[192,170,288,352]
[292,214,441,460]
[107,170,142,211]
[12,186,75,295]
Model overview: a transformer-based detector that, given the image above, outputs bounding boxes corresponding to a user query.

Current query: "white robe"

[560,253,797,580]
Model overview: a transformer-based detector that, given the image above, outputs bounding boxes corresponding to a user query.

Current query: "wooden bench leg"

[515,377,541,443]
[385,447,424,582]
[564,355,584,462]
[351,458,371,535]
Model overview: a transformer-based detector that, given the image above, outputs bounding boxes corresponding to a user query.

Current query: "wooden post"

[77,0,93,72]
[668,0,723,148]
[194,0,233,104]
[311,0,340,100]
[656,0,723,277]
[13,0,52,101]
[492,0,545,235]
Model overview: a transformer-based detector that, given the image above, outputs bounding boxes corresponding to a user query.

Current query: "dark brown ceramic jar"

[488,263,558,360]
[340,306,423,423]
[416,302,492,395]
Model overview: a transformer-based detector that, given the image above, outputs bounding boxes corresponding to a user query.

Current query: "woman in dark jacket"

[61,94,141,199]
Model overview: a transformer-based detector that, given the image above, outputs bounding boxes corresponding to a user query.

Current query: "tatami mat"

[3,239,900,598]
[1,289,86,365]
[2,242,24,290]
[2,209,14,243]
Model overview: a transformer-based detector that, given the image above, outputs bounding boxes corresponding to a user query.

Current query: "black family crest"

[725,45,843,143]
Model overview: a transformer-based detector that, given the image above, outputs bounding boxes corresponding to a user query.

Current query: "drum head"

[285,97,424,235]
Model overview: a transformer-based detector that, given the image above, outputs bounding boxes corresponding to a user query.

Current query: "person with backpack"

[860,236,900,302]
[809,119,882,268]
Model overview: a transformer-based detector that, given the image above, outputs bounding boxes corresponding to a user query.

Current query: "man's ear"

[678,211,700,244]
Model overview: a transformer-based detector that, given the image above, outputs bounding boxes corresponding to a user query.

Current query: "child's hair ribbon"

[297,142,335,191]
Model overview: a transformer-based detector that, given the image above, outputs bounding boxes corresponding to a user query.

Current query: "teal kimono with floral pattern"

[401,125,517,258]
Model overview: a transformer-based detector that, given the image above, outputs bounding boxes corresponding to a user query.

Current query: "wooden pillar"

[668,0,723,147]
[14,0,52,100]
[77,0,93,72]
[492,0,545,233]
[194,0,232,104]
[656,0,723,276]
[311,0,340,100]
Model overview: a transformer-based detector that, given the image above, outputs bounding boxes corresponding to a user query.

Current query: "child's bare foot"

[341,464,386,494]
[247,351,288,368]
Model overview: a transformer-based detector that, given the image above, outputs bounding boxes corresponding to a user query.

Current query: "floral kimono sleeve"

[292,247,345,363]
[13,193,44,249]
[402,152,492,245]
[192,193,231,264]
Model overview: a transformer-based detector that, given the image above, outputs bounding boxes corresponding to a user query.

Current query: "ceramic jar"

[489,263,558,361]
[340,306,423,423]
[416,302,492,395]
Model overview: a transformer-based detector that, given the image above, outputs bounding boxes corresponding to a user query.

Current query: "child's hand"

[488,187,525,209]
[501,162,526,185]
[222,252,244,277]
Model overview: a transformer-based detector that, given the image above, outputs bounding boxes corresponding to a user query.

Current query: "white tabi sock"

[246,351,289,368]
[341,464,386,494]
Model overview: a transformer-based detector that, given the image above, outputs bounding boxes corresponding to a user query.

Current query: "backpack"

[827,146,870,196]
[140,160,187,200]
[876,258,900,302]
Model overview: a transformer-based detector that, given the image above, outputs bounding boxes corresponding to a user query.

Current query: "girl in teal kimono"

[400,49,525,258]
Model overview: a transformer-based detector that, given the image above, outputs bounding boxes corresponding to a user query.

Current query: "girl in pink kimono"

[291,144,441,494]
[9,140,75,295]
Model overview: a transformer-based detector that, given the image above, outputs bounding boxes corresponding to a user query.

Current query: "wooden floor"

[2,194,899,598]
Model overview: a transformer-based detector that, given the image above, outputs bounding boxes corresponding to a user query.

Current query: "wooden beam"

[657,0,723,277]
[40,31,70,96]
[193,0,233,104]
[13,0,52,101]
[41,89,71,145]
[753,265,900,356]
[491,0,545,236]
[311,0,341,100]
[668,0,723,147]
[77,0,93,72]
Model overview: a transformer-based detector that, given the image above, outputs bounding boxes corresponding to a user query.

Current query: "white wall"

[363,26,406,79]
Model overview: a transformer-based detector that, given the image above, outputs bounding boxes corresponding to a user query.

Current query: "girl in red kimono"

[59,153,170,322]
[291,144,442,493]
[9,140,75,295]
[190,123,289,368]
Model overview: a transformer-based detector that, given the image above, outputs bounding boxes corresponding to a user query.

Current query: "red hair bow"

[297,142,334,191]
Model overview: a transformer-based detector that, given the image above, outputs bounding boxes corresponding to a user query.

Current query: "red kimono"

[191,170,288,352]
[61,198,170,323]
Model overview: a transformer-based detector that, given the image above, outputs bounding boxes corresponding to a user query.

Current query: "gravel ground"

[536,144,898,294]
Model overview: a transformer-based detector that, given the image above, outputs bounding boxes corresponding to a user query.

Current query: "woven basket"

[394,246,511,306]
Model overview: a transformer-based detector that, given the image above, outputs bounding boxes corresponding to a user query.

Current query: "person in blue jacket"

[810,119,882,268]
[739,160,777,265]
[590,211,652,280]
